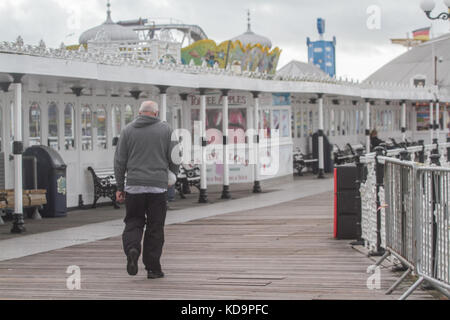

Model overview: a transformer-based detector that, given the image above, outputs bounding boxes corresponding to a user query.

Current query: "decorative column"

[401,100,407,142]
[58,100,65,151]
[221,89,231,199]
[252,91,262,193]
[445,103,449,137]
[158,86,169,122]
[179,93,190,131]
[435,99,440,143]
[430,100,434,144]
[365,98,371,153]
[71,86,84,208]
[317,93,325,179]
[198,89,208,203]
[11,73,25,234]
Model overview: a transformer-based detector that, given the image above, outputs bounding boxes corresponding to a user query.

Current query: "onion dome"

[79,1,139,45]
[231,11,272,49]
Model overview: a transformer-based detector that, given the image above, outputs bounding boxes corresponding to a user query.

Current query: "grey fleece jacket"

[114,115,179,192]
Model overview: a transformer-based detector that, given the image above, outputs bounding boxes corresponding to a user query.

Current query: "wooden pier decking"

[0,191,439,300]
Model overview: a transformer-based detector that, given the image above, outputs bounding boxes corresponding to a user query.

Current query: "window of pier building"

[64,103,76,150]
[124,104,134,125]
[48,102,59,150]
[29,102,41,146]
[112,105,122,138]
[96,106,107,150]
[81,105,93,151]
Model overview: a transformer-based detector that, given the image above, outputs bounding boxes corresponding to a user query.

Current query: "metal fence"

[403,167,450,299]
[358,142,450,299]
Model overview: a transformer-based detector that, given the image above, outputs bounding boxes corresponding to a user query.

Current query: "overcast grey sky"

[0,0,449,80]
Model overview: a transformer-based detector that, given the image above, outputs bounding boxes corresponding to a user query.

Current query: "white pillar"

[365,99,371,153]
[12,80,25,233]
[58,101,65,151]
[221,90,230,199]
[318,94,325,178]
[198,90,208,203]
[181,94,190,132]
[430,100,434,143]
[444,104,449,138]
[435,100,440,142]
[159,86,168,122]
[401,100,407,142]
[252,92,261,193]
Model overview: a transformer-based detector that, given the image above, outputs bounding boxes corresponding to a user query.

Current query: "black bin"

[334,164,360,239]
[23,146,67,217]
[312,132,333,174]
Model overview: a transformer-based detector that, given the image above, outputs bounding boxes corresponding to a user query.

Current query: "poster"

[272,93,291,106]
[272,110,280,130]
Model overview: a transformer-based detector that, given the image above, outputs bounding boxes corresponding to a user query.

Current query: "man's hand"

[116,191,125,204]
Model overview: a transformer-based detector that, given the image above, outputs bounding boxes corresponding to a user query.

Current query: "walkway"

[0,177,440,299]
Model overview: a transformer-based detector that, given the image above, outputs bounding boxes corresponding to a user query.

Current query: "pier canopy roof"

[79,2,139,45]
[277,60,329,79]
[365,33,450,93]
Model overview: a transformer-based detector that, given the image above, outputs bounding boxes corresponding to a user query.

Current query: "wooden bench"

[175,165,201,199]
[0,189,47,221]
[87,167,119,209]
[0,189,47,208]
[293,149,318,176]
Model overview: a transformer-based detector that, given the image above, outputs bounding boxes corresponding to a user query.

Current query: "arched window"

[125,105,134,125]
[296,109,302,138]
[112,105,121,137]
[29,102,41,146]
[81,105,93,151]
[96,106,107,150]
[48,102,59,150]
[64,103,75,150]
[303,110,308,137]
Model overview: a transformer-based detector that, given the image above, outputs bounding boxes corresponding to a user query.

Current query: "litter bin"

[334,164,360,239]
[312,132,333,174]
[23,146,67,217]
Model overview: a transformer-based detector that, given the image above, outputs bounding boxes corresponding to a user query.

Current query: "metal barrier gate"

[359,142,450,299]
[402,167,450,299]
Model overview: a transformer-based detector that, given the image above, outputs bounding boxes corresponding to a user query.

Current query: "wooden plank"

[0,191,442,300]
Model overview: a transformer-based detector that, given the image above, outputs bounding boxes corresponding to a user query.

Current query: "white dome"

[231,12,272,49]
[231,30,272,49]
[79,4,139,45]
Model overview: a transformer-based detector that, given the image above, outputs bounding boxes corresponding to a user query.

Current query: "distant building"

[307,18,336,78]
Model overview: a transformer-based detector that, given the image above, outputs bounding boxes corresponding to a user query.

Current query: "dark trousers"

[122,192,167,273]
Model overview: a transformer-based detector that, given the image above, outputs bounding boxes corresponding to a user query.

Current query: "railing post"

[430,154,441,166]
[418,140,425,163]
[399,150,410,161]
[447,137,450,163]
[352,147,365,245]
[370,146,386,256]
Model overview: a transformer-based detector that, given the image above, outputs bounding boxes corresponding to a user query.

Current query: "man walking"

[114,101,179,279]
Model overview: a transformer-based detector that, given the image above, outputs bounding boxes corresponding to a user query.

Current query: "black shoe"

[126,248,139,276]
[147,270,164,279]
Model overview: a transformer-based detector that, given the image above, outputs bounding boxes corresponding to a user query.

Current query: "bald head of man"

[139,101,159,118]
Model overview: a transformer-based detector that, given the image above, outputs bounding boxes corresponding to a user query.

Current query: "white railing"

[0,36,439,93]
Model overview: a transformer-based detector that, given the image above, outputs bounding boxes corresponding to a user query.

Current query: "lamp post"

[420,0,450,20]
